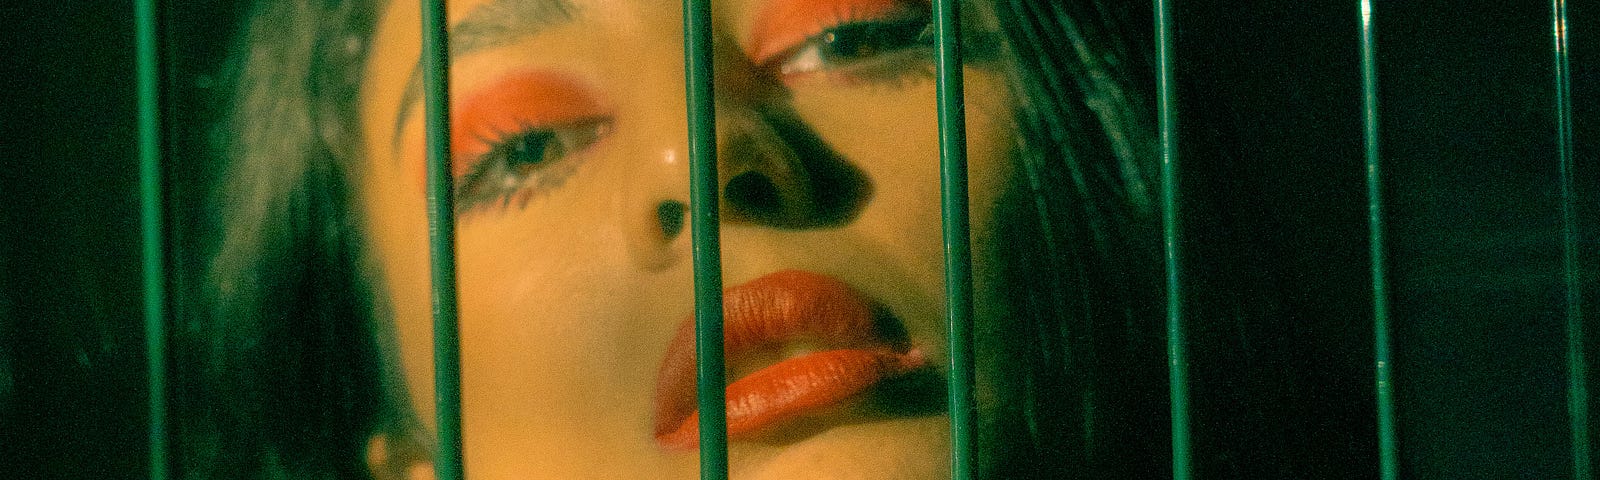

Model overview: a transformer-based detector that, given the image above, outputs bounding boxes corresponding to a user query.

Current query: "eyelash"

[446,10,934,214]
[453,118,611,213]
[767,12,935,81]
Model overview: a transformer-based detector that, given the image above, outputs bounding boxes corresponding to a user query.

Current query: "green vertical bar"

[136,0,167,478]
[931,0,974,479]
[1154,1,1191,478]
[681,0,728,478]
[1552,1,1591,477]
[421,0,464,478]
[1360,2,1399,479]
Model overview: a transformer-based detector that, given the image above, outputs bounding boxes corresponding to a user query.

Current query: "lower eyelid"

[454,142,590,215]
[452,118,613,209]
[779,48,935,89]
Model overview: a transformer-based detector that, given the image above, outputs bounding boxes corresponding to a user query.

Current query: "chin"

[733,416,951,480]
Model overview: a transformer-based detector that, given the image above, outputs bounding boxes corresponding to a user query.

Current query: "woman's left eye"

[454,118,610,212]
[773,16,933,77]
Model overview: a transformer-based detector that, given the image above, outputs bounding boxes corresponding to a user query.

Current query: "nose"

[623,52,871,269]
[718,105,871,228]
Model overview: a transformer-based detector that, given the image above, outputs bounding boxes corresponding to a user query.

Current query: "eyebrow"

[391,0,578,151]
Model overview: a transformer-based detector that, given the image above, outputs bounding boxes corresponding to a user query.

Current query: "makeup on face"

[358,0,1016,475]
[652,270,931,450]
[421,71,615,212]
[450,71,609,163]
[746,0,929,65]
[404,0,940,216]
[748,0,936,84]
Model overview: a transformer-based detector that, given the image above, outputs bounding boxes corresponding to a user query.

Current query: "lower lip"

[655,347,926,450]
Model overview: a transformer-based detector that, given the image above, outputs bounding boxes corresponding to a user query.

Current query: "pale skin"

[354,0,1018,477]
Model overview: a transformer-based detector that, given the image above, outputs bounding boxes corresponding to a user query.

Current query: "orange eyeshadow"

[746,0,924,65]
[407,71,607,185]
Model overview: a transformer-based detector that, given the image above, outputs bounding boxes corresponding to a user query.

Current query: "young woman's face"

[356,0,1017,477]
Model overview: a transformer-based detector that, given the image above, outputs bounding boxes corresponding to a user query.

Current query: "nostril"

[713,105,872,229]
[724,171,783,219]
[657,200,686,240]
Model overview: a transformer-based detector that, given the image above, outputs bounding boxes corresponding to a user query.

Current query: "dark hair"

[178,1,397,479]
[985,1,1167,477]
[184,0,1167,478]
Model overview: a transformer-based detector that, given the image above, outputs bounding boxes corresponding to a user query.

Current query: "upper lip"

[652,269,929,450]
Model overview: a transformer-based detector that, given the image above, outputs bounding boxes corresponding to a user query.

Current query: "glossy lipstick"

[653,270,928,450]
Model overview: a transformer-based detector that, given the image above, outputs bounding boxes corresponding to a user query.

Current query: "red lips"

[652,270,928,450]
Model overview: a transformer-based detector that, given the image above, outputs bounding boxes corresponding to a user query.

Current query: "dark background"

[2,1,1594,478]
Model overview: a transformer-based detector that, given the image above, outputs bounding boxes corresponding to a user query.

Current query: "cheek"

[451,188,645,385]
[779,69,1019,363]
[361,188,443,433]
[360,159,699,476]
[457,206,617,378]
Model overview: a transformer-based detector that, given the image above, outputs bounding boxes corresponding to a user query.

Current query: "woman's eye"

[774,16,933,77]
[503,130,558,168]
[454,118,610,212]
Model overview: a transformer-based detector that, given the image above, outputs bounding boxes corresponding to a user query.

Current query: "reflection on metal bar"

[1552,0,1590,477]
[1154,1,1191,478]
[681,0,729,478]
[1359,1,1398,479]
[421,0,465,478]
[136,0,167,478]
[931,0,974,478]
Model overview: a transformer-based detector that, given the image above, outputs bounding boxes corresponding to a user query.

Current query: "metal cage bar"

[931,0,976,478]
[681,0,730,477]
[421,0,466,478]
[1360,1,1399,479]
[137,0,168,478]
[1154,1,1192,478]
[136,2,1600,480]
[1552,0,1591,477]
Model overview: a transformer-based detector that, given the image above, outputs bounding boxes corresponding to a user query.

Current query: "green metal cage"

[83,0,1596,478]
